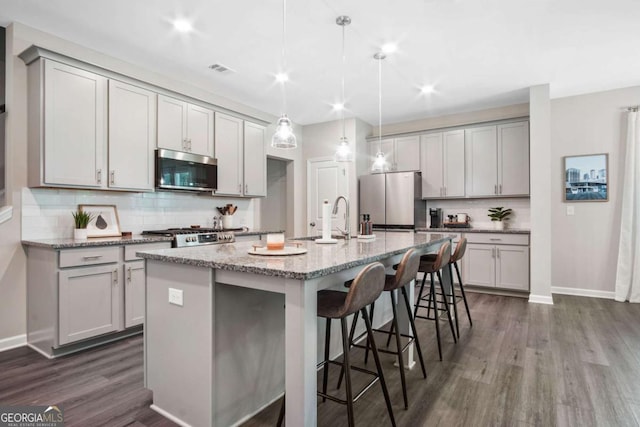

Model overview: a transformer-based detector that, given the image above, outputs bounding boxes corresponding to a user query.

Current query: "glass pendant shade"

[371,151,386,173]
[271,114,297,149]
[334,136,353,162]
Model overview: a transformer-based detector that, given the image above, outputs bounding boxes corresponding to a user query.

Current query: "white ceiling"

[2,0,640,126]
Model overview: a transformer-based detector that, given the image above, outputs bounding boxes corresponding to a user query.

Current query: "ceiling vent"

[208,63,235,74]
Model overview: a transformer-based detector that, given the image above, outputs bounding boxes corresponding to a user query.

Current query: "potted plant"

[488,207,512,230]
[72,210,94,240]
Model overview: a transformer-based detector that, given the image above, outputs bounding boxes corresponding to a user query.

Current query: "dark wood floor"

[1,293,639,427]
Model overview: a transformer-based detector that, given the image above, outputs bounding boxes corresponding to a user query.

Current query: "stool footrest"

[318,359,380,404]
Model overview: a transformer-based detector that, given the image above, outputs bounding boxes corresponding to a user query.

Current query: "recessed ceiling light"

[275,73,289,83]
[421,84,435,94]
[381,43,397,54]
[173,19,193,33]
[332,103,345,111]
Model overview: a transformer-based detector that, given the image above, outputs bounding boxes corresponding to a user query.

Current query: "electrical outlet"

[566,206,575,216]
[168,288,183,306]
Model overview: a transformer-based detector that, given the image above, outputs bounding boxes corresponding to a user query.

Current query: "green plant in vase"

[488,207,512,230]
[72,210,95,239]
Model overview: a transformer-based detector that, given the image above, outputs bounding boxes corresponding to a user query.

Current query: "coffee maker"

[429,208,442,228]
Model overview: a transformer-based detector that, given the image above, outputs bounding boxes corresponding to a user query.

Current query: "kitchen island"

[137,232,453,427]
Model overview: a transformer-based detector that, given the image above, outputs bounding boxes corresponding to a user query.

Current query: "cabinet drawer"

[59,246,120,268]
[124,242,172,261]
[464,233,529,245]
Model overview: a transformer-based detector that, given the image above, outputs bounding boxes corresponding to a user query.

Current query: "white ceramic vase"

[493,221,505,231]
[74,228,88,240]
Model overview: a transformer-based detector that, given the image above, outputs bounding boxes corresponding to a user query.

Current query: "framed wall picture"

[79,204,122,237]
[564,153,608,202]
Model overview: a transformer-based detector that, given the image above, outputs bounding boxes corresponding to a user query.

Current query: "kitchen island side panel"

[145,261,213,427]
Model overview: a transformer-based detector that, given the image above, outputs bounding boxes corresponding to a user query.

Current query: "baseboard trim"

[528,294,554,305]
[0,334,26,352]
[551,286,615,300]
[150,404,192,427]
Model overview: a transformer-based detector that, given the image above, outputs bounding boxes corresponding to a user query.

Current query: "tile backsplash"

[426,197,530,229]
[22,188,256,240]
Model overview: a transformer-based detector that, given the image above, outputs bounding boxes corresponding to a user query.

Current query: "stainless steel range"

[142,228,235,247]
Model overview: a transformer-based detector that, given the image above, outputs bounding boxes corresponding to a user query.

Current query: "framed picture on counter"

[79,204,122,237]
[564,153,608,202]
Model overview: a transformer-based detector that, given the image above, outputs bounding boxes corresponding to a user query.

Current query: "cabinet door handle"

[127,266,132,282]
[491,248,495,258]
[188,139,192,151]
[82,255,103,260]
[96,169,102,184]
[110,171,115,185]
[496,248,500,259]
[444,187,447,196]
[113,269,118,284]
[499,184,502,194]
[238,183,242,193]
[245,184,248,194]
[494,184,498,195]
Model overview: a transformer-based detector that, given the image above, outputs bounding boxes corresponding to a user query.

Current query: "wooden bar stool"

[421,238,473,336]
[414,241,457,361]
[318,262,396,427]
[277,262,395,427]
[338,248,427,410]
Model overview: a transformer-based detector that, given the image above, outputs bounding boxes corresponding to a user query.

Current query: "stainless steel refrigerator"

[359,172,426,230]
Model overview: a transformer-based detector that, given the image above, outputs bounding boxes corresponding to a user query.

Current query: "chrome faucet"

[332,195,351,240]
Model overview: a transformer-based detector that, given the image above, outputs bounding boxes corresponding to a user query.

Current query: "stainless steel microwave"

[155,149,217,192]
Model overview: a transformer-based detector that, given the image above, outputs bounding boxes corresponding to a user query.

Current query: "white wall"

[426,198,530,229]
[550,86,640,296]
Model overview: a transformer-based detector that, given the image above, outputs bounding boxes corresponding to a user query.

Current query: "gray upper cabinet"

[243,121,267,197]
[28,59,108,188]
[465,122,530,197]
[497,121,530,196]
[157,95,214,157]
[465,125,498,197]
[214,112,244,196]
[108,80,156,191]
[420,130,465,198]
[369,135,420,173]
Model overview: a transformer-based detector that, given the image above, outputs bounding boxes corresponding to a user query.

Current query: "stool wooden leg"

[414,272,428,320]
[363,301,375,365]
[361,307,396,427]
[336,311,359,390]
[340,317,355,427]
[322,318,332,402]
[437,271,457,343]
[454,261,473,327]
[401,286,427,379]
[448,263,460,339]
[390,291,408,409]
[430,274,443,361]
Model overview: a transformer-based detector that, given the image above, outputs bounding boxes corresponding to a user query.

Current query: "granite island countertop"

[22,234,174,249]
[137,231,455,280]
[416,227,530,235]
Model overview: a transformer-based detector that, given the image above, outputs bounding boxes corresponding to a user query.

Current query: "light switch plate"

[168,288,183,306]
[566,206,575,216]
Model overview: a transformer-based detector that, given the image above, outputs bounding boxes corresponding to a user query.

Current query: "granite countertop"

[137,232,456,280]
[416,227,530,235]
[22,235,174,249]
[235,229,284,237]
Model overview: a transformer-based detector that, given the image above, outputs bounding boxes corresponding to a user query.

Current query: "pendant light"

[334,15,352,162]
[271,0,297,149]
[371,52,387,173]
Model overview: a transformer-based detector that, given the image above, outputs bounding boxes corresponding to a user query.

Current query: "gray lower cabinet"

[463,233,530,291]
[124,260,145,328]
[26,241,170,357]
[59,264,121,345]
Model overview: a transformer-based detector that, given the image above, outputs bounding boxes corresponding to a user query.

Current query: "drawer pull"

[82,255,103,260]
[489,238,502,241]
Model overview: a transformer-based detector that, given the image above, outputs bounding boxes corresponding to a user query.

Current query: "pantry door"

[307,158,349,237]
